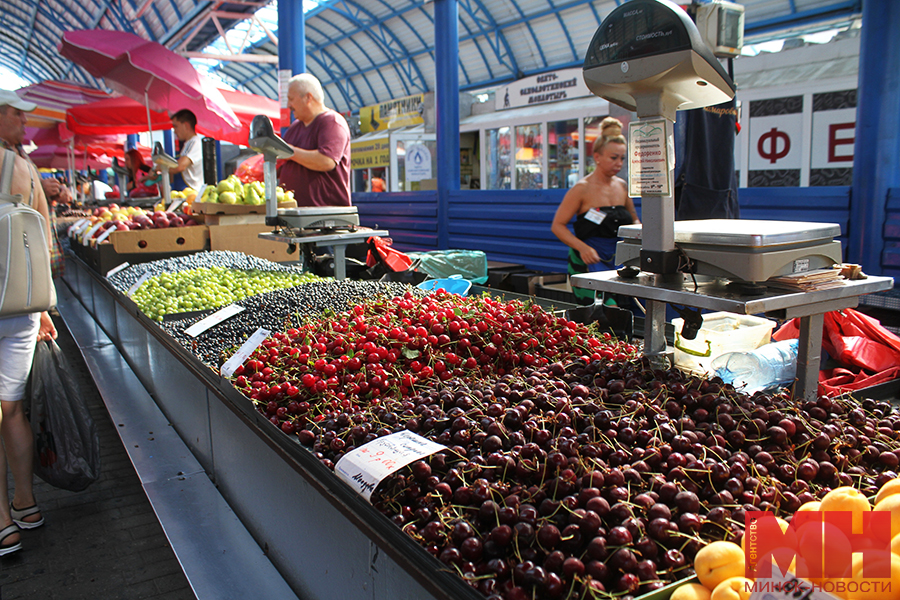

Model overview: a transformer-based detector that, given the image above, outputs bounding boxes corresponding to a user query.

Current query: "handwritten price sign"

[334,431,446,502]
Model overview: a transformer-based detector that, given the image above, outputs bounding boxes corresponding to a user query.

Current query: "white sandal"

[10,503,43,530]
[0,524,21,556]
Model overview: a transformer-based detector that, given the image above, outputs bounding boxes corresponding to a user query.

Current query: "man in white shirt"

[168,109,204,191]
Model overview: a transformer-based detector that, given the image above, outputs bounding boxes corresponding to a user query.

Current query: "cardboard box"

[198,213,268,226]
[193,200,297,215]
[208,224,299,263]
[109,225,209,254]
[71,239,198,275]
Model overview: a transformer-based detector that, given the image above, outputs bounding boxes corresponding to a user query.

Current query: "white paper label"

[221,328,270,378]
[584,208,607,225]
[629,118,672,197]
[71,220,92,238]
[95,226,116,244]
[68,218,88,236]
[106,262,130,278]
[166,197,184,213]
[82,222,105,245]
[334,431,446,502]
[184,304,245,338]
[126,271,153,297]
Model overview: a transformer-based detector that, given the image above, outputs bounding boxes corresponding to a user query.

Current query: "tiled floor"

[0,313,194,600]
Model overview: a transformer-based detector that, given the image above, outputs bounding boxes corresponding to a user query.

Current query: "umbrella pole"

[145,90,153,138]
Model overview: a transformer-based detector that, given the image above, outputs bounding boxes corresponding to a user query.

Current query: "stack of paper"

[767,267,846,291]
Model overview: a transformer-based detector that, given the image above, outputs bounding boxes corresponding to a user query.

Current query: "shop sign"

[405,143,432,183]
[360,93,425,133]
[495,68,592,111]
[351,138,390,169]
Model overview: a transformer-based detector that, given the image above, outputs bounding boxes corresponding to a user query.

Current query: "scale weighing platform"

[571,270,894,400]
[259,227,388,280]
[615,220,843,284]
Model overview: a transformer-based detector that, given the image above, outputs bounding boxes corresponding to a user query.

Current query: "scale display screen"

[583,0,692,68]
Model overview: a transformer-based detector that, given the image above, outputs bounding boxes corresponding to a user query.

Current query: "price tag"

[106,262,130,278]
[95,225,116,245]
[166,196,184,212]
[126,271,152,297]
[584,207,608,225]
[68,218,88,236]
[82,222,105,245]
[221,328,270,378]
[334,431,446,502]
[184,304,245,338]
[70,220,92,238]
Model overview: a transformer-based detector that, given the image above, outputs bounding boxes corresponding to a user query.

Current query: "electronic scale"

[570,0,893,399]
[248,115,361,234]
[151,142,177,208]
[615,219,843,284]
[248,115,387,279]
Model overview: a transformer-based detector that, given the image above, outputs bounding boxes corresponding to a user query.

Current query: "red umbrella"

[66,88,280,146]
[214,89,280,145]
[18,80,111,144]
[66,96,170,136]
[58,30,241,135]
[29,145,115,170]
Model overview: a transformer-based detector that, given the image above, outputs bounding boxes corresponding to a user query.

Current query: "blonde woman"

[551,117,640,305]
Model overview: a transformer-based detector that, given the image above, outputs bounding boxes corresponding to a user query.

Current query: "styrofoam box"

[672,311,776,376]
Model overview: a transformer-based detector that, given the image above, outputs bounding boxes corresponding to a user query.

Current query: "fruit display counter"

[62,251,483,600]
[61,250,900,600]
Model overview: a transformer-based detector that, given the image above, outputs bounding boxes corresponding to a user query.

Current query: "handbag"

[26,340,101,491]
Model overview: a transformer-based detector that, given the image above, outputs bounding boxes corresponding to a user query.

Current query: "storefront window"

[486,127,511,190]
[515,124,543,189]
[548,119,578,188]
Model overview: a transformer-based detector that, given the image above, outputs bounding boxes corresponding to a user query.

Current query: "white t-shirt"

[179,134,204,191]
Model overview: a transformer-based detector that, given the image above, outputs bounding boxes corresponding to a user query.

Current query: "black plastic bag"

[26,340,101,491]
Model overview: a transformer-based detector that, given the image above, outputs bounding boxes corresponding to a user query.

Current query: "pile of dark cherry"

[230,290,900,600]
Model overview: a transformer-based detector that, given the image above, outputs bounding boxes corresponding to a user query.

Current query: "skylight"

[192,0,325,84]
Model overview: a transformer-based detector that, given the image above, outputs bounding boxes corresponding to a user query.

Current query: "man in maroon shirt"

[278,74,351,207]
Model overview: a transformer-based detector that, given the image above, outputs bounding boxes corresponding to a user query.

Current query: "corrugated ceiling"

[0,0,863,114]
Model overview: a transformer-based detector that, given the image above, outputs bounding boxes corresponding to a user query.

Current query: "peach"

[873,495,900,543]
[793,520,851,582]
[670,582,713,600]
[796,500,823,514]
[845,551,900,600]
[711,576,754,600]
[876,479,900,506]
[820,486,871,534]
[742,515,793,552]
[695,541,746,591]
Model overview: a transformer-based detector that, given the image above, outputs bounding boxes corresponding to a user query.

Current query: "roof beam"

[16,2,41,77]
[181,51,278,63]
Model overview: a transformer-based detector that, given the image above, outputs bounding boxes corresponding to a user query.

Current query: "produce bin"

[60,253,485,600]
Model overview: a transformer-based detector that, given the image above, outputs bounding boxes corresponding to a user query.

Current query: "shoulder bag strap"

[0,149,25,205]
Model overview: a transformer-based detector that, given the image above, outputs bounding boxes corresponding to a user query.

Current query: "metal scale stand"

[573,0,893,399]
[110,157,130,201]
[151,142,178,209]
[248,115,388,280]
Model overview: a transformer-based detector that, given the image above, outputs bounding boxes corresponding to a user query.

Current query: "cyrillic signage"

[495,68,592,111]
[360,94,425,133]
